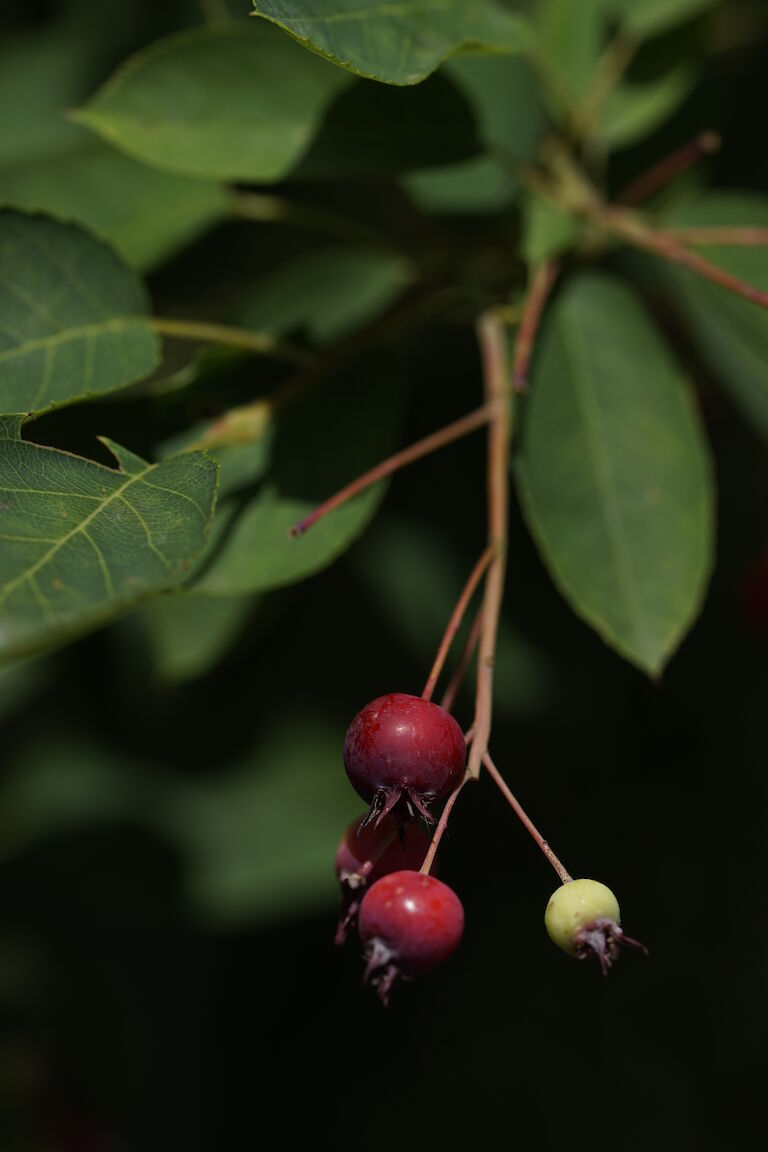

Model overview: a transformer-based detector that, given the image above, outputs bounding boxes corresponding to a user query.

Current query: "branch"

[597,204,768,311]
[665,226,768,247]
[467,313,510,781]
[512,263,560,392]
[616,131,721,207]
[289,401,499,538]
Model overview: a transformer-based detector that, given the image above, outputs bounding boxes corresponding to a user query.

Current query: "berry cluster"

[334,693,646,1003]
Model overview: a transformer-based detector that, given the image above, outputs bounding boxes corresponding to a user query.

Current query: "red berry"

[358,870,464,1004]
[343,693,466,829]
[334,816,434,945]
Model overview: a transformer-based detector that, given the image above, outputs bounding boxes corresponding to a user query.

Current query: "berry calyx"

[358,870,464,1004]
[343,693,466,829]
[544,878,647,974]
[333,816,433,945]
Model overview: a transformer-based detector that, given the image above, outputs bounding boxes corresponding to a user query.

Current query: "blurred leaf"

[355,515,558,717]
[163,426,274,501]
[521,194,578,266]
[0,143,228,272]
[402,55,545,215]
[237,247,413,345]
[534,0,605,107]
[596,65,695,149]
[0,738,144,852]
[0,210,159,414]
[604,0,721,39]
[514,272,714,675]
[0,657,50,725]
[446,54,545,161]
[75,21,350,181]
[653,192,768,440]
[192,357,403,594]
[1,719,356,925]
[0,29,96,168]
[0,417,218,663]
[403,156,518,215]
[294,71,480,176]
[166,714,357,923]
[251,0,532,85]
[137,591,256,684]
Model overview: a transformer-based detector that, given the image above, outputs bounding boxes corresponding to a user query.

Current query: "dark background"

[1,1,766,1149]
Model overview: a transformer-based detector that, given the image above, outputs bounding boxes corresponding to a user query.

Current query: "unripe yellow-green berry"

[545,879,620,956]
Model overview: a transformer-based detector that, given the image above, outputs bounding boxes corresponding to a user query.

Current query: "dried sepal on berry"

[545,878,647,974]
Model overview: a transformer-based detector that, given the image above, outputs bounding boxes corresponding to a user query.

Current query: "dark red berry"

[334,816,434,945]
[343,692,465,829]
[358,870,464,1004]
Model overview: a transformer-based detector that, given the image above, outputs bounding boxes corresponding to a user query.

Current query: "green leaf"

[167,714,358,924]
[534,0,605,107]
[445,55,545,161]
[192,357,403,595]
[604,0,721,39]
[75,21,351,182]
[0,143,228,272]
[237,246,413,345]
[0,419,218,663]
[137,592,256,684]
[514,272,714,675]
[521,193,578,266]
[597,65,696,149]
[653,193,768,440]
[0,29,96,168]
[0,210,159,414]
[251,0,532,86]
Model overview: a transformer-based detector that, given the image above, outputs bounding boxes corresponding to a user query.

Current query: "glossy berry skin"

[334,816,434,946]
[358,870,464,1003]
[545,879,646,974]
[343,693,466,828]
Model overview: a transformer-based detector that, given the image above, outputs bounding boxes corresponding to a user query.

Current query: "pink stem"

[616,130,720,207]
[482,751,573,884]
[467,314,510,781]
[290,402,498,538]
[422,545,497,703]
[440,606,483,713]
[513,263,560,392]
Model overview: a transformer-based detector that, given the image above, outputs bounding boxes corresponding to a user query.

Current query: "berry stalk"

[421,545,497,703]
[419,773,468,876]
[482,751,573,885]
[440,606,483,713]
